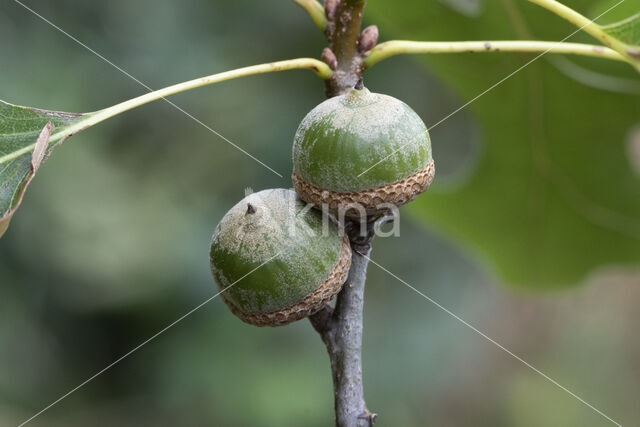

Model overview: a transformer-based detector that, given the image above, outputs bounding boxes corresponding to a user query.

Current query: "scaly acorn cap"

[292,86,435,218]
[210,189,351,327]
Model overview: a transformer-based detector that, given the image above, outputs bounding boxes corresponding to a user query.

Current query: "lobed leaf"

[0,100,86,237]
[366,0,640,288]
[601,12,640,49]
[530,0,640,69]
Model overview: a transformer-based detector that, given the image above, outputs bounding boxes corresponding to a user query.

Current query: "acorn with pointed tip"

[210,189,351,327]
[292,85,435,218]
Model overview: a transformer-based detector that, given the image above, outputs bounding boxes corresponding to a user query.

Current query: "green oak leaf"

[0,100,86,237]
[601,13,640,49]
[366,0,640,288]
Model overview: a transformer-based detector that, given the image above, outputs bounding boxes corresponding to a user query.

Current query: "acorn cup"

[210,189,351,327]
[292,86,435,219]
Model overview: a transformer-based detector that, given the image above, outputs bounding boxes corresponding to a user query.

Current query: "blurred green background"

[1,0,639,426]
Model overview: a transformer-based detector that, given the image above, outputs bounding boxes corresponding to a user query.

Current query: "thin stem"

[2,58,331,164]
[331,0,366,68]
[58,59,331,140]
[324,0,367,96]
[310,215,388,426]
[527,0,639,67]
[307,1,374,424]
[364,40,627,69]
[311,245,373,427]
[292,0,327,31]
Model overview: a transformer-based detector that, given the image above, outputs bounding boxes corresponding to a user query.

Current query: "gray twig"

[310,227,375,426]
[311,214,390,426]
[323,0,376,97]
[308,2,382,424]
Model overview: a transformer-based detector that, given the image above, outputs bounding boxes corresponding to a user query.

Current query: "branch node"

[309,304,334,335]
[358,409,377,425]
[357,25,379,54]
[322,47,339,70]
[628,47,640,59]
[325,0,339,21]
[345,212,394,252]
[323,0,366,96]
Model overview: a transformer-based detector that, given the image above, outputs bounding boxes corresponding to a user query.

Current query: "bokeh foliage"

[367,0,640,287]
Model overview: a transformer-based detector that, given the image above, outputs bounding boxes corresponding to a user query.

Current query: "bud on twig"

[357,25,379,55]
[322,47,338,70]
[324,0,339,21]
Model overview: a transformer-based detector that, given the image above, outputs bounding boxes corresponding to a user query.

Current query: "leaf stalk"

[364,40,627,69]
[527,0,640,70]
[293,0,327,31]
[0,58,332,165]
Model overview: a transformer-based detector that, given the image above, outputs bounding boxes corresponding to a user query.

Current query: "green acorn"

[292,86,435,218]
[210,189,351,327]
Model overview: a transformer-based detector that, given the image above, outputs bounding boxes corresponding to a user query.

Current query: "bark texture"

[322,0,371,97]
[308,2,380,425]
[309,223,376,427]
